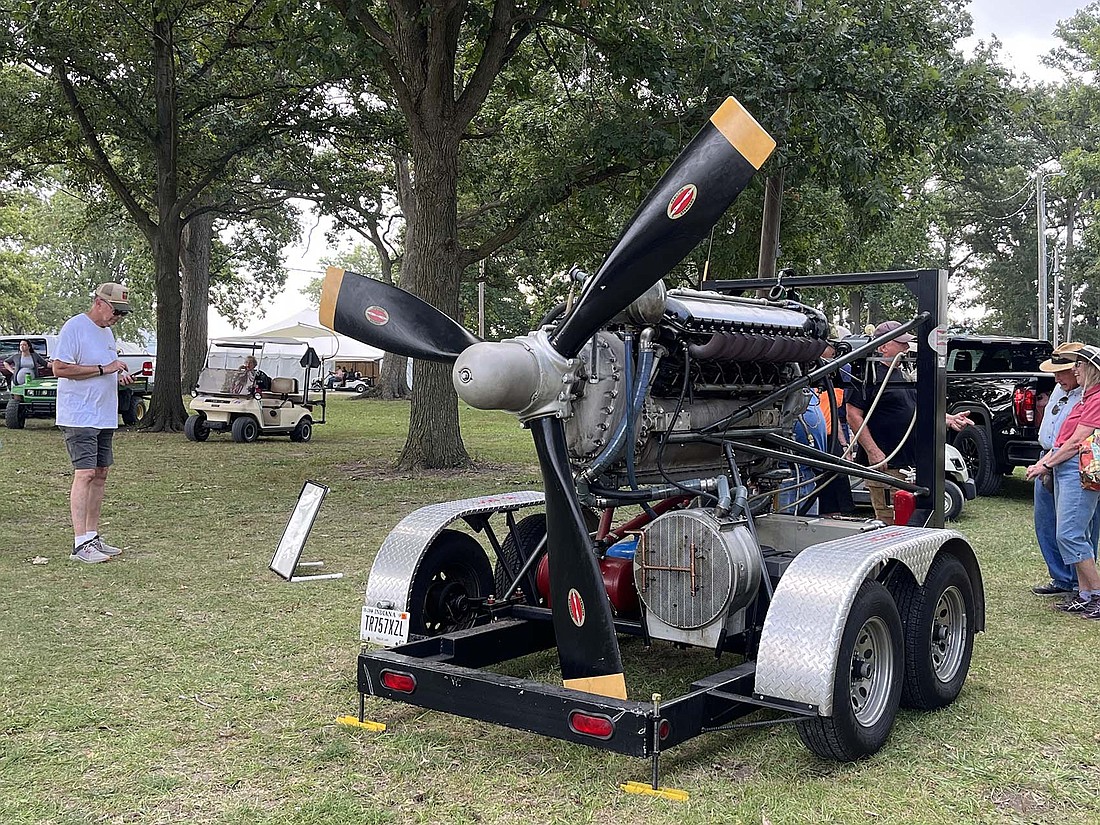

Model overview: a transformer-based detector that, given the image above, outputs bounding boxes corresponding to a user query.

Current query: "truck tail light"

[141,361,154,376]
[380,670,417,694]
[1014,387,1037,425]
[568,711,615,740]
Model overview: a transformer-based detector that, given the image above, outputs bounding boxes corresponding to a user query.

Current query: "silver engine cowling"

[635,508,762,647]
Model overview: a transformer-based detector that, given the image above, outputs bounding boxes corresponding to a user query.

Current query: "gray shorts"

[60,427,114,470]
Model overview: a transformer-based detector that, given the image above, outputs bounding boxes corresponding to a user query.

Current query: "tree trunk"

[148,228,188,430]
[378,352,408,399]
[144,11,187,431]
[848,290,865,332]
[396,131,469,469]
[180,211,213,391]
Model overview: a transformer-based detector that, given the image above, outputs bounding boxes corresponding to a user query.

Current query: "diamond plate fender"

[754,525,981,715]
[363,491,545,612]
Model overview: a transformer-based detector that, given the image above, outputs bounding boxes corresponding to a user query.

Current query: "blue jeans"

[1052,459,1100,566]
[1034,476,1077,588]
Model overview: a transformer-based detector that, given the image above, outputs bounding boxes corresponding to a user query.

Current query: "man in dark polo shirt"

[845,321,918,523]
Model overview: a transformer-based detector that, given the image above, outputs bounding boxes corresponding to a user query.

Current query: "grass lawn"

[1,394,1097,825]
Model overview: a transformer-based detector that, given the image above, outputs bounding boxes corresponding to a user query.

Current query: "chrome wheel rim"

[931,585,967,682]
[849,616,895,726]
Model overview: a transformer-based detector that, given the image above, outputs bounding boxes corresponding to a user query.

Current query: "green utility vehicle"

[2,334,156,429]
[5,374,150,429]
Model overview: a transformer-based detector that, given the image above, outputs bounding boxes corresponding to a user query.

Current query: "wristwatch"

[98,364,104,376]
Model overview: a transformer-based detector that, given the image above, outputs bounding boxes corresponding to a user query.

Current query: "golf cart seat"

[264,377,301,403]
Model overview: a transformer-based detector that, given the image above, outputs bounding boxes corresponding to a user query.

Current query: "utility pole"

[1051,248,1060,348]
[757,0,801,281]
[1036,169,1048,341]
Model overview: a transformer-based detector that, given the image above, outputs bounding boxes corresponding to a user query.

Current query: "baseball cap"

[1039,341,1083,373]
[94,283,131,312]
[873,320,915,343]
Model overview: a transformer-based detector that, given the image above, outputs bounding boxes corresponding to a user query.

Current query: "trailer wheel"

[408,530,493,637]
[231,415,259,443]
[5,399,25,429]
[953,426,1001,496]
[893,553,975,710]
[493,513,546,603]
[944,480,965,522]
[184,413,209,442]
[797,580,903,761]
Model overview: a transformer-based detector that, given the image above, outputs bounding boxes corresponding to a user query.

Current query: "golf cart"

[850,442,976,520]
[185,337,325,443]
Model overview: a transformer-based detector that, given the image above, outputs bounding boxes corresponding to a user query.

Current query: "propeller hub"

[453,331,579,422]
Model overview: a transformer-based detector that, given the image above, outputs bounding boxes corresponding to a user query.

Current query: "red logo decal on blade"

[567,588,585,627]
[365,305,389,326]
[667,184,697,220]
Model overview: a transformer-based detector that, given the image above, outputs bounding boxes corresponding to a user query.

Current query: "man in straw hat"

[1029,343,1095,596]
[50,283,136,564]
[1026,344,1100,617]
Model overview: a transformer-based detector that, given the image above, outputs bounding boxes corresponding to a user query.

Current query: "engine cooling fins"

[321,96,773,701]
[318,267,480,363]
[550,97,775,359]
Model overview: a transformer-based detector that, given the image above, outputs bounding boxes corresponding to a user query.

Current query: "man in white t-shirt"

[52,283,136,563]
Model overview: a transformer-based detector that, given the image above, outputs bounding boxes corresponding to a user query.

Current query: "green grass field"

[1,395,1097,825]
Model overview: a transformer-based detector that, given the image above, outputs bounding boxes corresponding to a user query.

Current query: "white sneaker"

[70,541,110,563]
[90,536,122,557]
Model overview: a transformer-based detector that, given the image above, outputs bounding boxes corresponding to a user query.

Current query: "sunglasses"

[97,297,129,317]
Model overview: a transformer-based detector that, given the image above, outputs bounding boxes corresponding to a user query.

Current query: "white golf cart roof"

[202,337,320,390]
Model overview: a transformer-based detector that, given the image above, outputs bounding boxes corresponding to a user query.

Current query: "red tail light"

[380,670,417,694]
[568,711,615,740]
[1014,387,1037,425]
[141,361,154,376]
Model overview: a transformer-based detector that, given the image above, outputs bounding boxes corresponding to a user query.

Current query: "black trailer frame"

[354,269,949,786]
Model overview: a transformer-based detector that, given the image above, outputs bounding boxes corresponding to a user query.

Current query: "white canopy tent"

[247,309,384,363]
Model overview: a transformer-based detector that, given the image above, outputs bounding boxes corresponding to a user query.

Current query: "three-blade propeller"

[321,96,774,699]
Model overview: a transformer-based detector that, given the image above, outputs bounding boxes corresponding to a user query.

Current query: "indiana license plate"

[360,605,410,647]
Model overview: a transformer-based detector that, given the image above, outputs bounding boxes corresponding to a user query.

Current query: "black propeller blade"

[552,97,775,358]
[533,96,773,698]
[530,418,627,699]
[319,267,480,363]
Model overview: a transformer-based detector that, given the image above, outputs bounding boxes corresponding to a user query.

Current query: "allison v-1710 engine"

[452,282,830,648]
[320,94,984,776]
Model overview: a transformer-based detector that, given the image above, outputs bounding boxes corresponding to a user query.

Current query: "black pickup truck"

[945,335,1054,496]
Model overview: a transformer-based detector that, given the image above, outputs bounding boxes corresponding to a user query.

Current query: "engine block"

[565,286,829,491]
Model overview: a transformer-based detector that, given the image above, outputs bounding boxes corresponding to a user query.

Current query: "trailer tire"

[493,513,547,604]
[953,426,1001,496]
[796,580,903,762]
[893,553,975,711]
[408,530,493,637]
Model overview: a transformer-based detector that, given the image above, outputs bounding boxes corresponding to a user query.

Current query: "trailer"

[318,96,984,788]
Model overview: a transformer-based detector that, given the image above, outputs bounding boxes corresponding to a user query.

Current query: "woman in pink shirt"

[1026,344,1100,616]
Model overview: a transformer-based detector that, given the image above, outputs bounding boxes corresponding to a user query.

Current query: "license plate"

[360,605,410,647]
